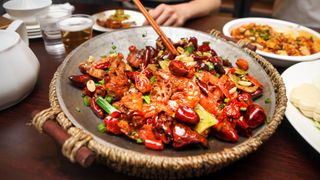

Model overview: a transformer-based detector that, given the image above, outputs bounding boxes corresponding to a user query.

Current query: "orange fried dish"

[69,37,267,151]
[231,23,320,56]
[97,9,136,29]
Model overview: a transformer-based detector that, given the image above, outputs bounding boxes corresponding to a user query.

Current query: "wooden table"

[0,2,319,179]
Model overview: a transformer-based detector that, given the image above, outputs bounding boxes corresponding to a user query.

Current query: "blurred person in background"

[273,0,320,29]
[123,0,221,26]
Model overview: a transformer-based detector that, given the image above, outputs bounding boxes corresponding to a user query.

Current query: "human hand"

[144,4,188,27]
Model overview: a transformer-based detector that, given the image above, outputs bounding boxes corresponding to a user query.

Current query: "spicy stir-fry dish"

[231,23,320,56]
[69,37,267,150]
[96,9,136,29]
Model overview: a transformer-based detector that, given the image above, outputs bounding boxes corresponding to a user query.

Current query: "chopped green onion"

[111,44,117,50]
[206,62,214,71]
[136,138,143,143]
[130,130,137,136]
[143,95,151,104]
[265,98,271,104]
[240,107,247,111]
[109,50,116,54]
[314,121,320,129]
[101,55,107,58]
[185,45,195,54]
[98,78,105,85]
[224,98,230,103]
[95,96,118,114]
[220,103,225,109]
[97,123,106,133]
[75,107,80,112]
[105,96,113,103]
[83,96,91,106]
[265,116,271,124]
[150,76,156,84]
[215,74,221,78]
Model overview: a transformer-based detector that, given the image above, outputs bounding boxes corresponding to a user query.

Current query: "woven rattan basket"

[32,28,287,179]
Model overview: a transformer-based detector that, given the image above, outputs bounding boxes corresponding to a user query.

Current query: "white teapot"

[0,20,39,110]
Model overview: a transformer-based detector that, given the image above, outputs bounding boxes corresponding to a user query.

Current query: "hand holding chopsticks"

[132,0,179,55]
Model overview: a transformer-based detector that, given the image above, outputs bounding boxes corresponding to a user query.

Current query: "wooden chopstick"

[132,0,179,55]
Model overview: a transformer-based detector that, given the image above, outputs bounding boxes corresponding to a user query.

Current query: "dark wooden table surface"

[0,2,319,180]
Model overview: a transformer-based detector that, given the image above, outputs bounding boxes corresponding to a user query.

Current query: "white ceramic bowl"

[223,17,320,67]
[3,0,52,25]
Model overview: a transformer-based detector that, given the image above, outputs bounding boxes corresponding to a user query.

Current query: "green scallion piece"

[95,96,118,114]
[111,44,117,50]
[136,138,143,143]
[75,107,80,112]
[265,98,271,104]
[314,121,320,129]
[265,116,271,124]
[97,123,106,133]
[206,62,214,71]
[240,107,247,111]
[143,95,151,104]
[150,76,156,84]
[83,96,91,106]
[105,96,113,103]
[220,103,225,109]
[224,98,230,103]
[185,45,195,54]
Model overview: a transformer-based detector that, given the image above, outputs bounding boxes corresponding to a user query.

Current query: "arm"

[146,0,221,26]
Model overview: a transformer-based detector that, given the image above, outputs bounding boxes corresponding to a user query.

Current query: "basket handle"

[31,110,95,167]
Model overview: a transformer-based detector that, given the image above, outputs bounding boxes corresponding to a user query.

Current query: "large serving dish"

[223,18,320,67]
[55,27,286,178]
[282,60,320,153]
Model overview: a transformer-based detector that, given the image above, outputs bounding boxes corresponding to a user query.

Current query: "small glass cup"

[58,14,94,54]
[37,9,71,55]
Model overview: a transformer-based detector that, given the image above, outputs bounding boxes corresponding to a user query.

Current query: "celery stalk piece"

[194,104,218,134]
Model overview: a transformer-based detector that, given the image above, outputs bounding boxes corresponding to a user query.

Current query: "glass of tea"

[58,14,94,53]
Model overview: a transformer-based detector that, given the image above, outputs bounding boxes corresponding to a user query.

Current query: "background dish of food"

[92,9,146,32]
[282,60,320,153]
[223,17,320,67]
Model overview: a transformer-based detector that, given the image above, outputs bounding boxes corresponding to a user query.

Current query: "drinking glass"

[58,14,94,53]
[38,9,71,55]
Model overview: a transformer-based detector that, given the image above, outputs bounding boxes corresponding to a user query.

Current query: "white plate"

[3,13,40,31]
[92,10,146,32]
[223,18,320,67]
[281,60,320,153]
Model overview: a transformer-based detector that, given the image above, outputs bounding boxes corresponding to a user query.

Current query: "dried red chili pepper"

[212,120,239,142]
[104,112,122,135]
[172,123,208,149]
[244,104,266,128]
[69,74,92,88]
[169,60,188,77]
[90,97,104,118]
[94,62,110,70]
[175,105,199,125]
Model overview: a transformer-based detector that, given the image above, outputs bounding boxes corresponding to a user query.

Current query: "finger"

[163,14,178,26]
[155,12,171,25]
[144,4,166,25]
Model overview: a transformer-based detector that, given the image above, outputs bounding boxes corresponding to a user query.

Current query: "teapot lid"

[0,30,20,52]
